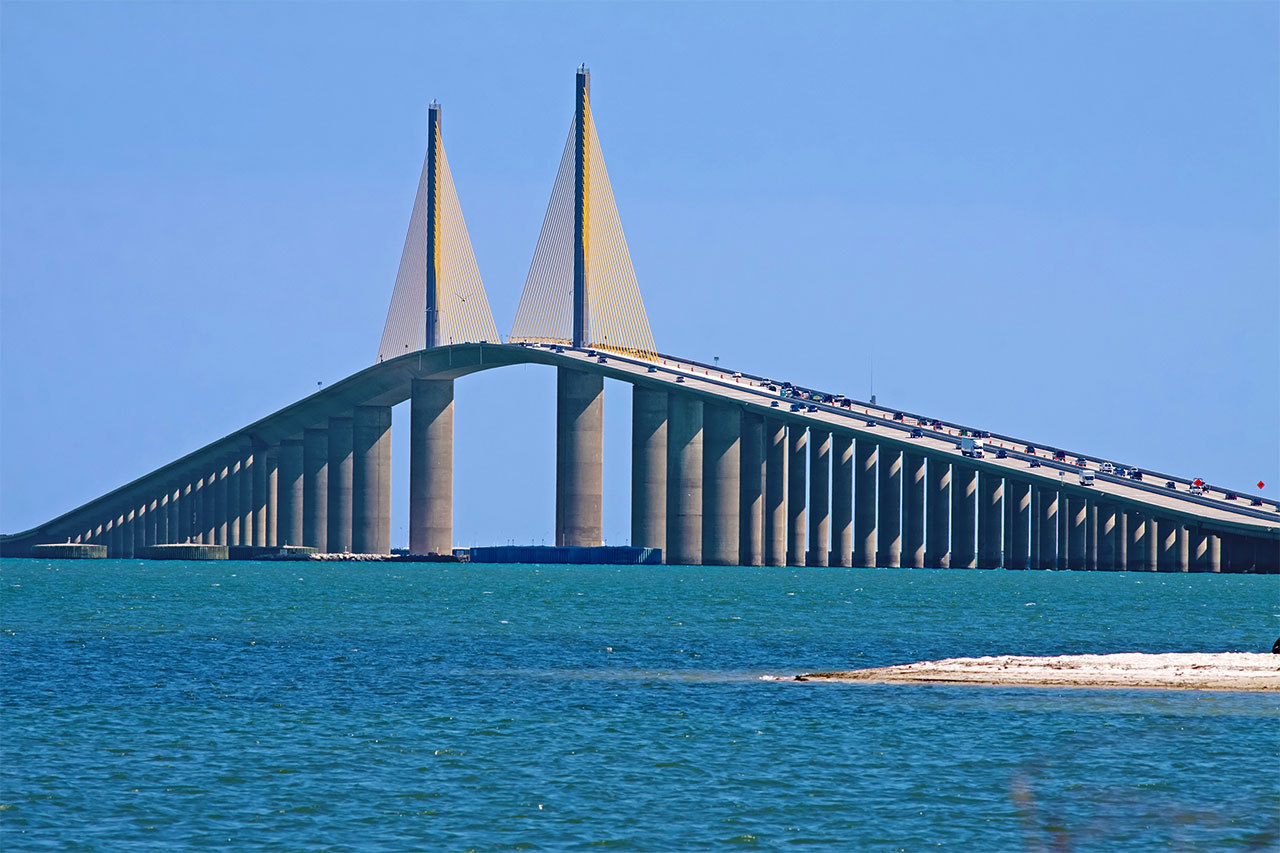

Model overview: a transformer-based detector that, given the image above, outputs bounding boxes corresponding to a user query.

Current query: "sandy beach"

[797,652,1280,691]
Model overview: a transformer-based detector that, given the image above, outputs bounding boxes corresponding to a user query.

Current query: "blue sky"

[2,1,1277,545]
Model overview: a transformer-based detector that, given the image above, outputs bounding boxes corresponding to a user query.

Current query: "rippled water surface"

[3,560,1277,850]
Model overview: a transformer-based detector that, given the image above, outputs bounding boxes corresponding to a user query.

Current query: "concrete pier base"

[877,445,902,568]
[902,452,926,569]
[1008,478,1031,570]
[853,438,876,568]
[832,434,853,568]
[303,428,329,553]
[977,471,1002,568]
[787,426,807,567]
[632,385,668,553]
[1099,504,1118,571]
[1032,485,1056,570]
[926,458,950,569]
[353,406,392,555]
[556,368,603,548]
[410,380,454,556]
[764,419,787,567]
[807,430,830,566]
[702,404,741,566]
[327,417,354,553]
[738,412,764,566]
[277,439,304,547]
[1067,496,1087,570]
[950,464,977,569]
[666,394,703,565]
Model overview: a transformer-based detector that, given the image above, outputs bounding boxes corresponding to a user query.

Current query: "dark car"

[1053,450,1067,462]
[1025,445,1036,454]
[979,431,992,438]
[1030,459,1042,468]
[1225,492,1238,501]
[770,401,779,408]
[996,448,1008,459]
[1074,457,1087,467]
[1165,480,1176,490]
[1129,470,1143,481]
[893,412,905,421]
[765,384,777,392]
[864,419,877,427]
[1250,497,1264,506]
[647,365,657,373]
[675,376,685,384]
[910,428,924,439]
[789,402,801,411]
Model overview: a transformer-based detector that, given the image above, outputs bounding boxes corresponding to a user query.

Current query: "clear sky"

[2,1,1277,546]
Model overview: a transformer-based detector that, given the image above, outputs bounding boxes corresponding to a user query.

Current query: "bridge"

[4,68,1277,572]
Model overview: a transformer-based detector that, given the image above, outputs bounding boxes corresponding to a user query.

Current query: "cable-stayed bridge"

[4,68,1277,572]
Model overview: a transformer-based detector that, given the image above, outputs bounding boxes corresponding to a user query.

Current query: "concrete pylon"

[632,385,668,552]
[263,447,278,547]
[327,418,354,553]
[1067,496,1086,571]
[353,406,392,555]
[951,464,977,569]
[853,438,876,568]
[764,419,787,567]
[572,67,590,348]
[666,394,703,565]
[303,428,329,552]
[832,434,853,568]
[786,426,807,567]
[556,369,603,548]
[227,460,241,547]
[239,451,253,547]
[738,412,764,566]
[1144,517,1159,572]
[277,439,304,547]
[702,404,740,566]
[250,450,266,547]
[877,445,902,568]
[902,451,926,568]
[977,471,1002,568]
[1008,478,1031,570]
[1115,508,1128,571]
[410,380,454,556]
[807,430,830,566]
[1098,504,1118,571]
[1033,485,1056,570]
[925,458,950,568]
[214,461,229,546]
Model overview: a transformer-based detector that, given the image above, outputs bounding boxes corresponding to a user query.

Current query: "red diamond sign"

[1259,481,1266,490]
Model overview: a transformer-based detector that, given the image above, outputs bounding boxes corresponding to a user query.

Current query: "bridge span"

[4,68,1276,571]
[2,341,1276,572]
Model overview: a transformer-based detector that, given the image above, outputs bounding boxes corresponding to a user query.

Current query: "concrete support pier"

[352,406,392,555]
[227,460,241,546]
[902,452,926,569]
[807,430,830,566]
[666,394,703,565]
[327,417,354,553]
[1144,517,1159,572]
[632,385,668,552]
[277,439,304,547]
[877,445,902,568]
[738,412,764,566]
[925,458,950,568]
[410,380,454,556]
[238,453,253,547]
[702,404,741,566]
[556,368,604,548]
[263,447,278,548]
[977,471,1002,568]
[764,419,787,567]
[786,426,807,567]
[1099,504,1118,571]
[1008,478,1031,570]
[853,438,876,568]
[303,428,329,552]
[832,435,853,568]
[1032,485,1056,570]
[1067,496,1087,571]
[950,464,977,569]
[214,462,229,546]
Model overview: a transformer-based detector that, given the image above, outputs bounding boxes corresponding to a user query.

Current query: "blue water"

[2,560,1277,850]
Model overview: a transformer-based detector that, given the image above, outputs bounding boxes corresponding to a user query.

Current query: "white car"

[1099,462,1115,475]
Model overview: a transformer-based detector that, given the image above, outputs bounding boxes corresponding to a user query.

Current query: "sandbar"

[796,652,1280,691]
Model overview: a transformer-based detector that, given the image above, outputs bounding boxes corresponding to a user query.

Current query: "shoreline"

[796,652,1280,691]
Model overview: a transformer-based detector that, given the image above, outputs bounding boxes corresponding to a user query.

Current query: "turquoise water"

[2,560,1277,850]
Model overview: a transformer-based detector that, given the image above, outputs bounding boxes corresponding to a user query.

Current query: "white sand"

[797,652,1280,691]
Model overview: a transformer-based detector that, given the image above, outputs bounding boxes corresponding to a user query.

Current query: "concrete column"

[167,485,180,544]
[192,476,206,544]
[1099,504,1117,571]
[853,438,876,567]
[902,451,926,568]
[1067,496,1086,571]
[1190,528,1210,572]
[214,462,229,546]
[556,368,603,548]
[787,426,807,567]
[1157,519,1178,572]
[122,508,136,558]
[1145,517,1159,572]
[703,404,741,566]
[144,497,158,548]
[277,439,304,547]
[132,502,145,556]
[353,406,392,555]
[877,445,903,568]
[632,385,668,553]
[251,450,268,547]
[950,464,977,569]
[926,457,950,568]
[1056,491,1069,570]
[832,434,853,568]
[154,494,167,545]
[264,447,278,547]
[302,428,329,552]
[764,419,787,567]
[1085,501,1098,570]
[239,452,253,547]
[1032,485,1056,570]
[807,430,830,566]
[1177,525,1190,572]
[738,412,764,566]
[109,513,123,557]
[227,458,242,547]
[1116,508,1128,571]
[326,418,354,552]
[1008,478,1031,570]
[410,380,453,556]
[1207,533,1221,573]
[1129,511,1148,571]
[666,394,703,565]
[977,471,1002,568]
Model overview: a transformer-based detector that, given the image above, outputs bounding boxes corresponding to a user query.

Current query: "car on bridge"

[1074,457,1087,467]
[893,412,905,421]
[1025,444,1036,454]
[1128,469,1144,481]
[1165,480,1177,490]
[1251,497,1264,506]
[1225,492,1238,501]
[996,448,1008,459]
[1030,459,1042,468]
[910,428,924,439]
[1053,450,1067,462]
[1099,462,1115,475]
